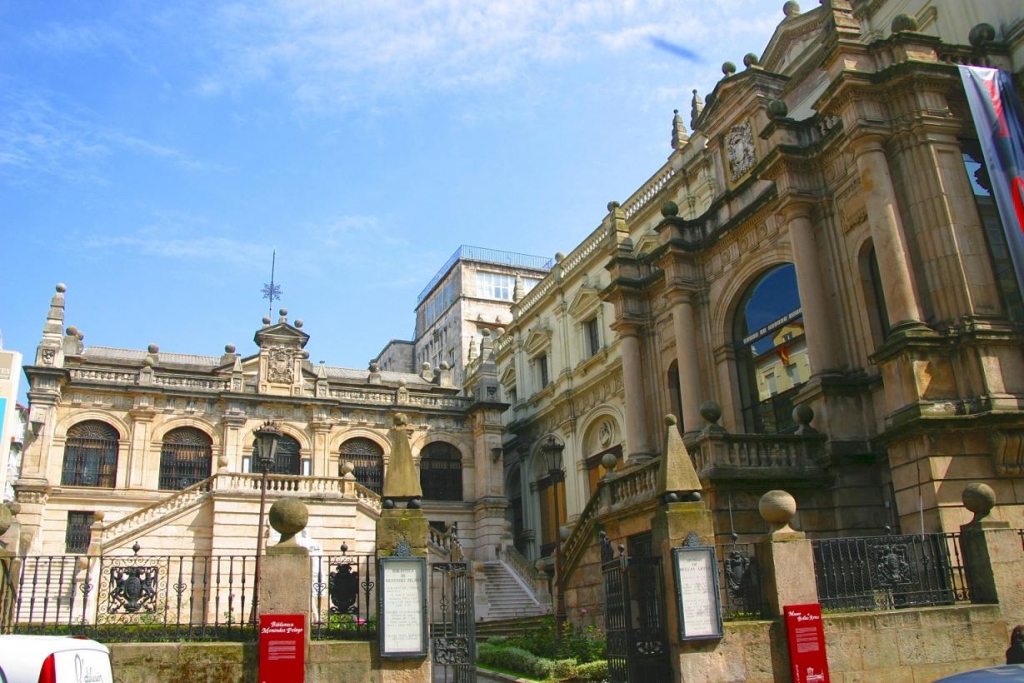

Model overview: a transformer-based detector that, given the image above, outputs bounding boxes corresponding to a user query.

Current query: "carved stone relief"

[266,348,294,384]
[726,121,756,182]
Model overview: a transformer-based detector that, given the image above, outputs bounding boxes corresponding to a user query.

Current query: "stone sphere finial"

[0,505,12,538]
[56,283,67,293]
[147,344,159,354]
[962,482,996,524]
[767,99,789,119]
[393,412,409,427]
[722,61,737,76]
[225,344,236,354]
[891,14,918,33]
[664,414,677,427]
[759,490,797,533]
[661,200,679,218]
[743,53,759,68]
[66,326,78,336]
[268,498,309,545]
[793,403,814,427]
[341,461,356,479]
[969,23,996,48]
[601,451,618,476]
[294,319,303,328]
[93,510,106,522]
[554,252,565,262]
[607,200,620,212]
[217,456,229,470]
[279,308,288,317]
[783,1,800,18]
[262,316,271,325]
[699,400,722,425]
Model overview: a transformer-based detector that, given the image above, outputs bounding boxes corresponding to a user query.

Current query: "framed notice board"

[672,546,723,640]
[378,556,428,658]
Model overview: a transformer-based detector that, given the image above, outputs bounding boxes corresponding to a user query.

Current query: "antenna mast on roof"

[261,249,283,319]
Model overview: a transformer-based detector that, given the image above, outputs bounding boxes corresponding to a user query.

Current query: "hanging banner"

[959,65,1024,298]
[784,603,829,683]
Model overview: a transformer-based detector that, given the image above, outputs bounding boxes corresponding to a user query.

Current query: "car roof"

[935,664,1024,681]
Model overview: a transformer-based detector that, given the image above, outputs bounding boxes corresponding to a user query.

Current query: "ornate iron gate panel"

[431,562,475,683]
[602,533,671,683]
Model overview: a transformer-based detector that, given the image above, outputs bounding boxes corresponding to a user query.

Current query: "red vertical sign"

[259,613,305,683]
[784,603,829,683]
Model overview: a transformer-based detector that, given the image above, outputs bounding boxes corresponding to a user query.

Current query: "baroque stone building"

[15,289,510,565]
[478,0,1024,603]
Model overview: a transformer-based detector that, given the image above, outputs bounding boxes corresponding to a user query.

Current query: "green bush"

[477,643,554,680]
[574,659,609,681]
[550,658,578,679]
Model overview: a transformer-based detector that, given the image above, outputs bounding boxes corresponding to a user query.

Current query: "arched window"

[341,438,384,495]
[734,264,808,434]
[62,421,119,487]
[159,427,213,490]
[251,433,302,475]
[419,442,463,501]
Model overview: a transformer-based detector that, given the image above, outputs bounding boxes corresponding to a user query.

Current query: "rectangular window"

[538,354,550,388]
[65,511,94,554]
[476,272,515,301]
[585,317,601,357]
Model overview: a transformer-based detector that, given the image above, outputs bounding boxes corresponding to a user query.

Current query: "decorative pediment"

[566,287,602,321]
[499,364,517,388]
[760,7,827,76]
[253,322,310,350]
[523,325,552,357]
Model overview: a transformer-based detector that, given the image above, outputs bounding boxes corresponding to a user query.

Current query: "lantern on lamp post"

[540,434,566,642]
[249,420,282,625]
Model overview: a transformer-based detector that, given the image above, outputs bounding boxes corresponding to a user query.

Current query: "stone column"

[756,490,819,617]
[783,203,837,373]
[259,499,312,680]
[127,409,155,489]
[960,483,1024,625]
[669,292,702,433]
[613,322,653,462]
[852,136,923,328]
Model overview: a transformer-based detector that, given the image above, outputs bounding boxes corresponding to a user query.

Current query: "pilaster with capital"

[608,320,653,462]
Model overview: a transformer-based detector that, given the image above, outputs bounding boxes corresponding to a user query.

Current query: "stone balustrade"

[688,431,827,478]
[622,162,678,220]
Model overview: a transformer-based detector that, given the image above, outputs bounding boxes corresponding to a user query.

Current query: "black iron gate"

[430,562,476,683]
[601,533,672,683]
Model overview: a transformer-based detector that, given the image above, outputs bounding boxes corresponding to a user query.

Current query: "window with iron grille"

[159,427,213,490]
[65,511,94,554]
[341,438,384,495]
[251,433,302,475]
[420,442,463,501]
[62,421,119,488]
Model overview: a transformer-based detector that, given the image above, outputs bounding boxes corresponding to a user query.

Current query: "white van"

[0,635,113,683]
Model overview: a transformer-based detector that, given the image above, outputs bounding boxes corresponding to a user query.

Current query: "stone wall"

[674,605,1007,683]
[110,641,377,683]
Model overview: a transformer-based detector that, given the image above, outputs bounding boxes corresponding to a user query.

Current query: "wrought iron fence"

[811,533,968,613]
[6,552,383,643]
[10,554,257,641]
[311,553,378,640]
[717,539,765,620]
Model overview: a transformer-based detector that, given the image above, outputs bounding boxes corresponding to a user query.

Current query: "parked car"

[935,664,1024,681]
[0,635,112,683]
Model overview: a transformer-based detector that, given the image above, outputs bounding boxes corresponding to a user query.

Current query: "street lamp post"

[249,420,282,625]
[541,434,566,643]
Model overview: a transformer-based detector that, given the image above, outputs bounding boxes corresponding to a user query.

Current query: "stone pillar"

[756,490,819,617]
[852,137,923,328]
[614,323,653,462]
[784,204,837,373]
[669,293,702,433]
[126,409,154,489]
[259,499,312,680]
[960,483,1024,625]
[376,413,431,683]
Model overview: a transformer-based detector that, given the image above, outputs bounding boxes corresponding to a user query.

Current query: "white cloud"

[196,0,786,111]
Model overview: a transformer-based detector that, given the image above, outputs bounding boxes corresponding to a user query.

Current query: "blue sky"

[1,1,782,384]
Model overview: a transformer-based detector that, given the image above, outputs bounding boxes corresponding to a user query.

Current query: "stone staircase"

[479,561,548,622]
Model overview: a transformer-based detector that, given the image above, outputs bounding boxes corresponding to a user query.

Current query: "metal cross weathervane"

[262,249,282,318]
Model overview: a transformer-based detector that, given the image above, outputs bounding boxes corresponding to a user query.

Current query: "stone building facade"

[15,288,509,561]
[482,0,1024,584]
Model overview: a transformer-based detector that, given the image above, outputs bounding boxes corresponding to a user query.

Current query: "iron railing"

[7,552,383,642]
[717,540,765,620]
[311,553,378,640]
[811,533,968,613]
[11,554,257,641]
